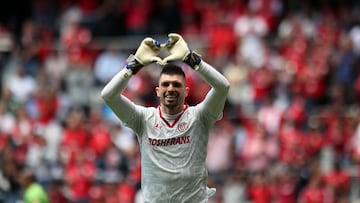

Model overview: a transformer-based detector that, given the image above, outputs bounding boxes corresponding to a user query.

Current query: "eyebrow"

[160,81,184,87]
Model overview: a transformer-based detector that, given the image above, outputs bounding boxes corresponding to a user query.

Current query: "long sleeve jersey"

[101,61,230,203]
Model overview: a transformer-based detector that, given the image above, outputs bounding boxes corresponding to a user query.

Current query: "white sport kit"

[101,61,229,203]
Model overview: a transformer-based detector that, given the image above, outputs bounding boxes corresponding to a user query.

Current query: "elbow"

[223,80,230,94]
[100,88,111,101]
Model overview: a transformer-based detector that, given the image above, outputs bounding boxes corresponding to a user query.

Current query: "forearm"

[101,68,137,121]
[196,61,230,116]
[196,61,230,95]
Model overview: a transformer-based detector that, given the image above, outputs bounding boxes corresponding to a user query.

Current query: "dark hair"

[160,64,186,79]
[20,169,37,186]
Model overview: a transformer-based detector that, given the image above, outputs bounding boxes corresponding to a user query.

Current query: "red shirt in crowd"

[247,173,274,203]
[64,154,97,201]
[89,123,112,158]
[273,171,297,203]
[299,176,328,203]
[117,181,136,203]
[322,168,351,196]
[278,121,306,165]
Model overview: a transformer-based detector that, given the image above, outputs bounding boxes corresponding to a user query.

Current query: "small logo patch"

[178,122,187,132]
[155,123,163,130]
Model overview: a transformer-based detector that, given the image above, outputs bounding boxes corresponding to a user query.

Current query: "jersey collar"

[158,104,189,128]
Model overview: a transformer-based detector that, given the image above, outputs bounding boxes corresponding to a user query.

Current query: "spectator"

[93,44,127,87]
[111,123,137,158]
[248,67,276,109]
[273,167,298,203]
[257,96,284,136]
[5,67,37,104]
[221,170,248,203]
[206,120,236,185]
[332,33,359,105]
[43,49,69,90]
[25,128,52,188]
[233,6,270,69]
[59,108,89,165]
[207,10,237,68]
[64,149,97,203]
[278,119,306,166]
[322,161,351,203]
[118,0,153,35]
[1,146,22,203]
[19,19,42,78]
[222,60,253,115]
[19,168,50,203]
[241,120,279,173]
[116,179,136,203]
[298,173,328,203]
[11,105,34,147]
[0,101,15,135]
[247,172,274,203]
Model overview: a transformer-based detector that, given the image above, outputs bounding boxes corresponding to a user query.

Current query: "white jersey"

[101,61,230,203]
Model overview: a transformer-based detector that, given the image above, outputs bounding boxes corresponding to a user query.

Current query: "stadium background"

[0,0,360,202]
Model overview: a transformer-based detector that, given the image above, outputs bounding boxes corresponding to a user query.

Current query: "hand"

[135,37,162,65]
[160,33,191,65]
[127,37,162,74]
[160,33,201,69]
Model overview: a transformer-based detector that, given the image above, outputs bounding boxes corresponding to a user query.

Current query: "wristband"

[126,54,144,75]
[184,51,201,69]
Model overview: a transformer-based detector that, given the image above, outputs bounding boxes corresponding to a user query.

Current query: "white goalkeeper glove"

[126,37,162,74]
[160,33,201,69]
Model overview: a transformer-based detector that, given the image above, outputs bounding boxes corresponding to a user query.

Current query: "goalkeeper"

[101,33,230,203]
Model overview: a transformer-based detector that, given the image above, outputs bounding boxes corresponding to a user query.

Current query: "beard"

[161,94,184,109]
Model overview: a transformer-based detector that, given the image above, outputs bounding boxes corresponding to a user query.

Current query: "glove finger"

[151,56,162,63]
[141,37,153,46]
[168,33,181,39]
[165,33,181,49]
[156,60,166,66]
[161,55,179,65]
[162,38,171,47]
[143,37,160,47]
[144,38,162,52]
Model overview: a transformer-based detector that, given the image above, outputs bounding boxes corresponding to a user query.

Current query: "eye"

[173,82,182,87]
[160,81,183,88]
[161,82,169,87]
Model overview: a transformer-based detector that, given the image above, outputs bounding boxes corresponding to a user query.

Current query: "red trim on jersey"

[158,104,189,128]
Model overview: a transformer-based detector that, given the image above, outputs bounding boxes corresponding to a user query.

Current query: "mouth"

[165,94,177,102]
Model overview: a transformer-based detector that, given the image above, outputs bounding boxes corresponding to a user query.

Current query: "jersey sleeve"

[101,68,144,133]
[195,61,230,123]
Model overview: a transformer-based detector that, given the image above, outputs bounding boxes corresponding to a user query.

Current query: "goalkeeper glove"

[160,33,201,69]
[126,37,162,74]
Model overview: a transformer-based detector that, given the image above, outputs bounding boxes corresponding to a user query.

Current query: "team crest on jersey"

[177,122,188,132]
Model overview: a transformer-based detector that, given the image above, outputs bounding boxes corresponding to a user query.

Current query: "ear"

[185,86,189,97]
[155,86,160,97]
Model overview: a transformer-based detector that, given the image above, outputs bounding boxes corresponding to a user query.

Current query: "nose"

[167,83,176,91]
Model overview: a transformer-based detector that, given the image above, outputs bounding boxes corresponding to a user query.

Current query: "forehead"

[159,74,186,84]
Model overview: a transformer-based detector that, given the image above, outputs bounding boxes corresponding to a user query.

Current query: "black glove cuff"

[126,56,143,75]
[184,51,201,69]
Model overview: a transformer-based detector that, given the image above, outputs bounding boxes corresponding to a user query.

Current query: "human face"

[156,74,189,114]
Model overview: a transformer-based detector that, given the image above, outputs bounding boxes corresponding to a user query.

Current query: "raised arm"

[195,61,230,117]
[101,37,162,123]
[161,33,230,118]
[101,68,136,123]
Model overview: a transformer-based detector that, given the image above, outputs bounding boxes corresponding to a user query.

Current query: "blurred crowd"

[1,0,360,202]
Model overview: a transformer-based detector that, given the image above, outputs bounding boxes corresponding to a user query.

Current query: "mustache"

[165,92,178,96]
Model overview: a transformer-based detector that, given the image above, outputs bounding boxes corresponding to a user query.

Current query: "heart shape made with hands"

[144,33,191,66]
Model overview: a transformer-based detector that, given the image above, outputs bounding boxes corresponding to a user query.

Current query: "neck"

[161,103,188,115]
[161,106,183,115]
